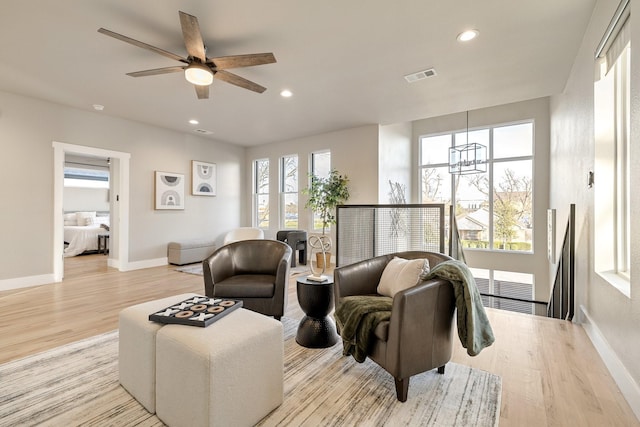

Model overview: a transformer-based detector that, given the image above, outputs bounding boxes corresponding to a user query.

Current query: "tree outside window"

[254,159,269,228]
[281,155,298,229]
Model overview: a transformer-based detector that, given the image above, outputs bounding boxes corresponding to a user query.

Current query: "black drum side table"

[295,277,339,348]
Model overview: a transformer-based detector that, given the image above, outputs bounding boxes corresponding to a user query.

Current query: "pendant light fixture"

[448,111,487,175]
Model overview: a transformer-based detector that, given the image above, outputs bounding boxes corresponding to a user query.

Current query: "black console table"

[295,277,338,348]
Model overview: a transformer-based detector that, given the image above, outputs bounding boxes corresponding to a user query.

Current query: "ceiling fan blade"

[211,53,276,70]
[179,11,207,62]
[195,85,209,100]
[126,66,186,77]
[214,70,266,93]
[98,28,188,64]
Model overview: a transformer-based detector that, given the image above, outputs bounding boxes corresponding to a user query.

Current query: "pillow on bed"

[76,211,96,226]
[377,257,430,297]
[63,213,78,226]
[63,212,78,225]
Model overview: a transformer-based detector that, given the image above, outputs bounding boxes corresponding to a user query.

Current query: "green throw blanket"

[422,260,495,356]
[335,295,392,362]
[335,259,495,363]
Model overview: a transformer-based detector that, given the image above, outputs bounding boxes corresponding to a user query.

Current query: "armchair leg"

[394,377,409,402]
[437,365,445,374]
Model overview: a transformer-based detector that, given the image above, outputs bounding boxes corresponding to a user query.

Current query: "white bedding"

[64,224,106,257]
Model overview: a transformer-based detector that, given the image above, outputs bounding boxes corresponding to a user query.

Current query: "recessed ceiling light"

[189,119,199,125]
[93,104,104,111]
[457,29,479,42]
[280,89,293,98]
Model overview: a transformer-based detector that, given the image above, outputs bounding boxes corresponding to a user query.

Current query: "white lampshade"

[185,63,213,86]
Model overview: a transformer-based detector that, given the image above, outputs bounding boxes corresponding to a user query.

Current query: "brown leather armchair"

[203,239,292,320]
[334,251,455,402]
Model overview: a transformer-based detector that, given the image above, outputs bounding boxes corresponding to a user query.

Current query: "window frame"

[280,154,299,229]
[253,158,270,229]
[309,150,331,232]
[418,120,534,253]
[594,24,631,293]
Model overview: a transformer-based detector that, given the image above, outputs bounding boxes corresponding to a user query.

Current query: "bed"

[63,211,110,257]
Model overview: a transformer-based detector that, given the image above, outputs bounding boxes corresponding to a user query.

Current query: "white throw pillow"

[377,257,430,297]
[76,211,96,226]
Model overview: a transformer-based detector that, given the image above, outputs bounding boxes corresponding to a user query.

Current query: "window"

[419,121,534,252]
[64,167,110,188]
[594,5,630,292]
[310,150,331,230]
[280,155,298,229]
[471,268,536,314]
[311,151,331,179]
[254,159,269,228]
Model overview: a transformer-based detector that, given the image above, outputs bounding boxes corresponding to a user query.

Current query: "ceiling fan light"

[185,63,213,86]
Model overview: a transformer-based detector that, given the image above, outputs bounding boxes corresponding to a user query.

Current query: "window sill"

[596,270,631,298]
[462,247,533,255]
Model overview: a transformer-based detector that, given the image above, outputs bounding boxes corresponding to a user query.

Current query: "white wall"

[378,122,412,203]
[550,0,640,415]
[412,98,551,300]
[0,89,245,283]
[246,125,379,244]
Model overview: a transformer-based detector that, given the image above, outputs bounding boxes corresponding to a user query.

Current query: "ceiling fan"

[98,11,276,99]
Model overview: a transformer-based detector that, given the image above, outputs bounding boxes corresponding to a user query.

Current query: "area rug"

[176,263,310,277]
[0,318,501,426]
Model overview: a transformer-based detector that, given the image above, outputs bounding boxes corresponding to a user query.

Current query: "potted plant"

[303,169,350,269]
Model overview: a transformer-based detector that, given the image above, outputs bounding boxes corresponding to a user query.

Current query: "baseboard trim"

[579,305,640,422]
[0,258,169,292]
[0,274,56,292]
[122,257,168,271]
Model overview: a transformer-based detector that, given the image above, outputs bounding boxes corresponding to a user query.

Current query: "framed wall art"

[155,171,185,210]
[192,160,217,196]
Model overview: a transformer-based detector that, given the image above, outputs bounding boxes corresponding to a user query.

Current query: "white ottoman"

[118,293,199,413]
[156,308,283,427]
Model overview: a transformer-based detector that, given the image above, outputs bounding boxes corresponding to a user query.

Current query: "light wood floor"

[0,255,637,427]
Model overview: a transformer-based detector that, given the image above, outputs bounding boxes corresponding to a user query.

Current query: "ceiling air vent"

[404,68,437,83]
[194,129,213,135]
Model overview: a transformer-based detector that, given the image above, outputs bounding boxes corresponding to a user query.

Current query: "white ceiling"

[0,0,595,147]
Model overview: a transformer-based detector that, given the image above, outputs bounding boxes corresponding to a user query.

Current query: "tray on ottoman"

[149,295,242,327]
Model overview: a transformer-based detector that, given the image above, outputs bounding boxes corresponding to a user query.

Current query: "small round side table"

[295,277,339,348]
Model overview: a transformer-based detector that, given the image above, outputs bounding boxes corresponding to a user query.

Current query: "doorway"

[52,142,130,281]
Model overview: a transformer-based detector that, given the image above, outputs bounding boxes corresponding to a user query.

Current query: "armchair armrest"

[384,277,455,379]
[202,248,235,297]
[272,254,291,311]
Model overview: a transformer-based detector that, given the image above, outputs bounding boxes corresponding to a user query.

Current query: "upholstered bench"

[118,293,200,413]
[167,239,216,265]
[155,308,284,427]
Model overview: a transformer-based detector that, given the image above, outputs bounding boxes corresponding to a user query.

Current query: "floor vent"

[404,68,437,83]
